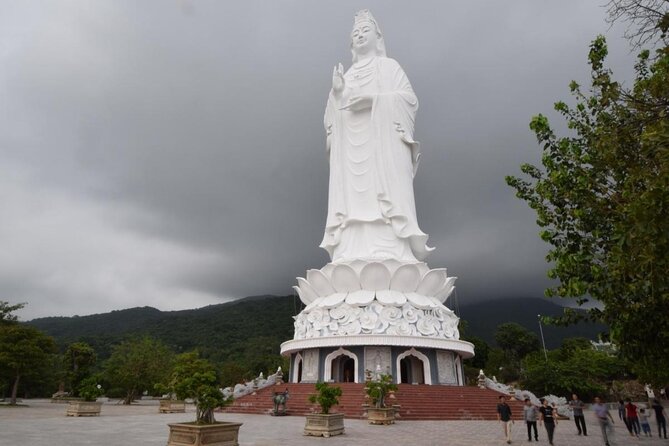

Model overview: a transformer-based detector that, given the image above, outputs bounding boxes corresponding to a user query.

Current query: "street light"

[538,314,548,362]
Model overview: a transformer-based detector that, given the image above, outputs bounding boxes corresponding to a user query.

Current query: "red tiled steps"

[219,383,524,421]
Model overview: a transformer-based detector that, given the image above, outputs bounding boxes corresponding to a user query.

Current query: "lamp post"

[538,314,548,362]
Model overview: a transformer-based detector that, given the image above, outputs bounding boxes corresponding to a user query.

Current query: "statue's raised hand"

[332,63,345,96]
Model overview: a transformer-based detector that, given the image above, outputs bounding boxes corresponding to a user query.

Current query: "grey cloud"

[0,1,636,319]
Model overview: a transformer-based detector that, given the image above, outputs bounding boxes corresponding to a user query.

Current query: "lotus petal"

[376,289,407,305]
[360,262,391,290]
[404,292,436,309]
[416,262,430,276]
[321,263,336,279]
[435,277,457,303]
[390,264,422,292]
[416,268,447,296]
[380,258,402,274]
[320,293,347,308]
[346,289,375,305]
[307,269,336,297]
[348,259,367,274]
[293,285,310,306]
[331,264,361,292]
[297,278,319,304]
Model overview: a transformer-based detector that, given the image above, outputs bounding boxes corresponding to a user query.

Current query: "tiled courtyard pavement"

[1,399,667,446]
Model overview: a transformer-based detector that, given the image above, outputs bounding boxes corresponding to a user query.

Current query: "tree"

[495,323,541,361]
[0,301,25,325]
[104,337,174,404]
[160,351,229,424]
[64,342,97,397]
[506,33,669,385]
[521,338,625,400]
[605,0,669,48]
[0,324,57,404]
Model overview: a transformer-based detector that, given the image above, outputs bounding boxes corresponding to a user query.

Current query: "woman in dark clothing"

[652,399,668,439]
[539,398,558,445]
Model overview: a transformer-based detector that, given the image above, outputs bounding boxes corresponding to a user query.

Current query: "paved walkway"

[1,399,667,446]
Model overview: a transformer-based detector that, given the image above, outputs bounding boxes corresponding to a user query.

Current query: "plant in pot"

[155,365,186,414]
[304,382,344,438]
[165,352,239,446]
[66,376,104,417]
[364,373,398,425]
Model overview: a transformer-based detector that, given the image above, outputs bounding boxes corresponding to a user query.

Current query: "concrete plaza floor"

[1,399,667,446]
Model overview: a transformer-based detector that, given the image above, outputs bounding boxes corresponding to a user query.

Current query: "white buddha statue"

[320,10,432,263]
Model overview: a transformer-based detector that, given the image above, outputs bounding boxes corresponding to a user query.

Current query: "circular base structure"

[284,260,474,386]
[281,337,473,386]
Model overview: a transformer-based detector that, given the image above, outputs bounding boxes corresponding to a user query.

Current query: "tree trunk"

[123,389,135,405]
[10,373,20,405]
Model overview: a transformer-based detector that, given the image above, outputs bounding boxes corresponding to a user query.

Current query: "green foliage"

[0,301,25,325]
[495,323,540,363]
[78,375,104,401]
[485,348,520,383]
[162,351,230,424]
[308,382,342,414]
[506,33,669,385]
[0,323,57,404]
[521,339,625,400]
[29,296,296,380]
[364,373,398,408]
[103,337,174,405]
[64,342,97,397]
[462,336,490,370]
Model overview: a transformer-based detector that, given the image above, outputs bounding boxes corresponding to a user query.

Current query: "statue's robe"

[320,56,432,262]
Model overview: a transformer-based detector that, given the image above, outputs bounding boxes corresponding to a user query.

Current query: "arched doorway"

[400,355,425,384]
[331,355,355,382]
[323,347,359,383]
[293,353,303,383]
[396,347,432,385]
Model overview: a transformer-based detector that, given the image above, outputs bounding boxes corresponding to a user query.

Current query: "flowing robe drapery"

[320,56,432,262]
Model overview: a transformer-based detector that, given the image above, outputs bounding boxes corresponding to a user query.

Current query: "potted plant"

[66,376,104,417]
[166,352,239,446]
[364,373,398,425]
[304,382,344,438]
[155,369,186,414]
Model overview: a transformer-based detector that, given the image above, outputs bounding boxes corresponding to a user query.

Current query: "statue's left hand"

[340,95,374,112]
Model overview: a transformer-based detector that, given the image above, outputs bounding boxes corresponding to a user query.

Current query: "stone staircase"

[219,383,524,420]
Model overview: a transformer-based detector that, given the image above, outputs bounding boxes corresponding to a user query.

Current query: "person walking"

[523,398,539,442]
[639,407,652,436]
[592,396,615,446]
[651,399,668,439]
[497,395,514,444]
[569,393,587,436]
[539,398,557,446]
[625,398,641,437]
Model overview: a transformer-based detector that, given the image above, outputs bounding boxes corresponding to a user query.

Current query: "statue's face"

[351,21,378,54]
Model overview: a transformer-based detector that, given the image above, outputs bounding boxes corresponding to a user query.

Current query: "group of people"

[496,393,668,446]
[616,398,668,440]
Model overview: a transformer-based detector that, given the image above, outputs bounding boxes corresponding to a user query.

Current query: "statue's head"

[350,9,386,62]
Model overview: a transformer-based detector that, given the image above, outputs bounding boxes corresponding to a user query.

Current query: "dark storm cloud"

[0,1,636,319]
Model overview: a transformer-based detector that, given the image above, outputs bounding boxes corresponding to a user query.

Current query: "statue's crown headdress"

[354,9,381,33]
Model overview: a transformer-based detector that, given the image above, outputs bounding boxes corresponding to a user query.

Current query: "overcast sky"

[1,1,638,320]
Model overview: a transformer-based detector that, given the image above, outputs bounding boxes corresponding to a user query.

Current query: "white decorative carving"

[436,350,457,385]
[302,349,320,383]
[364,346,391,377]
[294,298,459,341]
